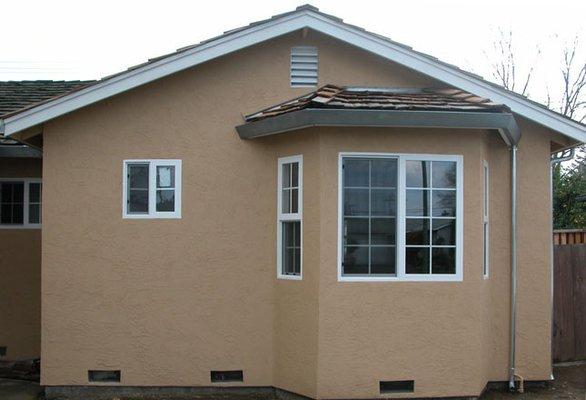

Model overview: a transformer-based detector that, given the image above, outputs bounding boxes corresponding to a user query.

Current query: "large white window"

[123,160,181,219]
[0,178,42,229]
[338,153,463,282]
[483,160,489,278]
[277,155,303,279]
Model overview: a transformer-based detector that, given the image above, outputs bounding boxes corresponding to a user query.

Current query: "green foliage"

[553,148,586,229]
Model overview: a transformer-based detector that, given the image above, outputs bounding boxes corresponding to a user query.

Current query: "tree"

[487,32,585,229]
[486,29,538,97]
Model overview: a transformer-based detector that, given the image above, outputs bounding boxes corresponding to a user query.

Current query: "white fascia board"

[3,9,585,143]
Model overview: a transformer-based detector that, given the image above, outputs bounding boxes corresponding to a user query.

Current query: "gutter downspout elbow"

[509,144,518,391]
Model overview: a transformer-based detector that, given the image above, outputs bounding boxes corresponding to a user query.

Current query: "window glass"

[281,162,299,214]
[0,182,24,224]
[405,160,457,275]
[406,160,430,188]
[127,164,149,214]
[28,182,42,224]
[282,221,301,275]
[156,165,175,212]
[342,158,398,276]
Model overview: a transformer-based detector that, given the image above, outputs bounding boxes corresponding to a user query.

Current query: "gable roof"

[0,4,584,143]
[0,80,94,118]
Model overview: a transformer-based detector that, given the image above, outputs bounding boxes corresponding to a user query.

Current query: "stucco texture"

[0,158,42,360]
[40,30,557,398]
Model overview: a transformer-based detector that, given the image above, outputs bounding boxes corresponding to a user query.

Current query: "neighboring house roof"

[0,5,584,143]
[0,80,92,157]
[245,85,509,122]
[237,84,520,143]
[0,80,94,118]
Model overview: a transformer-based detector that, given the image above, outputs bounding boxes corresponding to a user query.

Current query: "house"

[1,5,585,399]
[0,80,93,363]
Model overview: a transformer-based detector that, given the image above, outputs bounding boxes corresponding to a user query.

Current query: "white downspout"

[509,145,518,391]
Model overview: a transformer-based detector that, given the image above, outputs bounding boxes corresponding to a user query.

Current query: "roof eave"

[236,109,520,146]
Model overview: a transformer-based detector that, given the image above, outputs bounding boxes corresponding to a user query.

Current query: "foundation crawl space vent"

[210,370,244,382]
[379,380,414,394]
[88,370,121,383]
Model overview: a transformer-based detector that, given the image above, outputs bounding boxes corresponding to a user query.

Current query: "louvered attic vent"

[290,46,318,87]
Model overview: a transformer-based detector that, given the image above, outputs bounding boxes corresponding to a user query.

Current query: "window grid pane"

[343,158,397,276]
[281,162,299,214]
[282,221,301,275]
[28,182,42,224]
[405,160,457,275]
[127,164,150,214]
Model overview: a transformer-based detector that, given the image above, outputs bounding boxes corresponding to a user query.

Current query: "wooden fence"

[552,239,586,362]
[553,229,586,245]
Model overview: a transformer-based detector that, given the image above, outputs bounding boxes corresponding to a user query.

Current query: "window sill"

[123,214,181,219]
[0,224,41,230]
[277,274,302,281]
[339,275,463,282]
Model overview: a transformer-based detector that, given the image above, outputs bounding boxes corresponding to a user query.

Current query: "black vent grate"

[88,370,121,383]
[380,380,414,394]
[211,370,243,382]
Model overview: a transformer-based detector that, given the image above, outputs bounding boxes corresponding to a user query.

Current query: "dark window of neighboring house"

[0,182,24,224]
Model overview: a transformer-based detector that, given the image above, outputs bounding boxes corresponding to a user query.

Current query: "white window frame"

[0,178,42,229]
[122,159,182,219]
[337,152,463,282]
[277,155,303,280]
[483,160,490,279]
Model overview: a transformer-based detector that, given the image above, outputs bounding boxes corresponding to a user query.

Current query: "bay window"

[339,153,462,281]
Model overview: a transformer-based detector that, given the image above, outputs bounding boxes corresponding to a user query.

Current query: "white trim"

[122,159,182,219]
[2,8,585,142]
[483,160,490,279]
[337,152,463,282]
[277,155,303,280]
[0,178,42,229]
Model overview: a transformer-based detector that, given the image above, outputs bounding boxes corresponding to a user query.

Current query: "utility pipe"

[509,145,518,391]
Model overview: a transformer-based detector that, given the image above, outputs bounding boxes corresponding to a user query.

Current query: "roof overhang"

[0,6,583,143]
[236,109,520,146]
[0,145,42,158]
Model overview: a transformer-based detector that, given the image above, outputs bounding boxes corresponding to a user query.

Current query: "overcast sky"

[2,0,585,109]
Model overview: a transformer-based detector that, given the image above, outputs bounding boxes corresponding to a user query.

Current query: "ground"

[481,363,586,400]
[0,364,584,400]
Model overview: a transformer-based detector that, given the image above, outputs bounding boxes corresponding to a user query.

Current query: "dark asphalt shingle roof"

[245,84,510,122]
[0,80,95,118]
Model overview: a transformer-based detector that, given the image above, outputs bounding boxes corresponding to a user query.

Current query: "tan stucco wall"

[41,30,556,398]
[0,158,42,360]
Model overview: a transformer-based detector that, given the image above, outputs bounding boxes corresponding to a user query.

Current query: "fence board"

[573,245,586,360]
[553,244,586,362]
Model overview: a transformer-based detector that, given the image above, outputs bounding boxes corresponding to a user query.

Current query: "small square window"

[123,160,181,219]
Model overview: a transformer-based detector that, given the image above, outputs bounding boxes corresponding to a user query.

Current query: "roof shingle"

[0,80,94,118]
[245,84,510,123]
